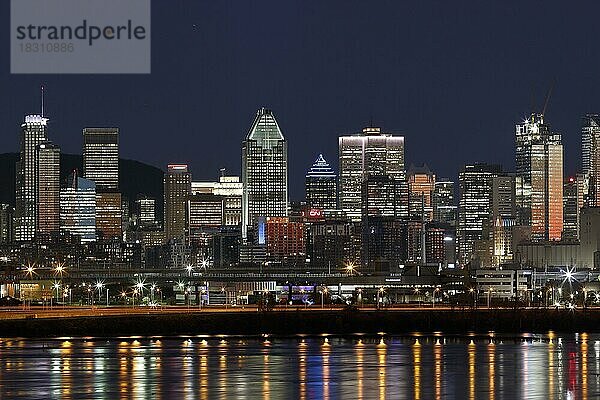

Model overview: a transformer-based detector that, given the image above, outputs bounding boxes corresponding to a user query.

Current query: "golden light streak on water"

[118,341,129,400]
[298,341,307,400]
[413,339,421,400]
[60,340,72,399]
[322,338,331,400]
[183,348,193,400]
[150,339,162,400]
[468,340,475,400]
[582,333,588,400]
[548,331,555,398]
[262,354,270,400]
[377,338,386,400]
[219,353,227,400]
[132,342,147,400]
[198,342,209,400]
[488,341,495,400]
[356,339,364,400]
[434,339,442,400]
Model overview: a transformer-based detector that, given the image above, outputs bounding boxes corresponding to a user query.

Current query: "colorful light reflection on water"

[0,333,597,399]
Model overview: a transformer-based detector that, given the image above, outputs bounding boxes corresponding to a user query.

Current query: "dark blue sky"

[2,1,600,199]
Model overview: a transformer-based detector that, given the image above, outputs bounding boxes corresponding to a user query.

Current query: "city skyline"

[4,2,600,398]
[5,101,594,204]
[2,1,600,200]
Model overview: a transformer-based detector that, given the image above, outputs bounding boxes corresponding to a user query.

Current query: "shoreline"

[1,308,600,338]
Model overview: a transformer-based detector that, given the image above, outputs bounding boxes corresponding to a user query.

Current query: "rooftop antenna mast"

[541,80,556,118]
[41,85,45,117]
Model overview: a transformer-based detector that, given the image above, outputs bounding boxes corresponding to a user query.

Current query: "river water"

[0,333,596,399]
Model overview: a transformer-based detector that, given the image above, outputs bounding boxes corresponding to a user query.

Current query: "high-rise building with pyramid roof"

[242,108,288,239]
[305,154,337,211]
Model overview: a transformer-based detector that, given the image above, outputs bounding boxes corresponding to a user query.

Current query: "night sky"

[2,1,600,200]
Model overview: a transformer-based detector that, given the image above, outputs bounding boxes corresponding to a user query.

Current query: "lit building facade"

[15,115,48,241]
[186,194,225,244]
[515,114,563,241]
[309,218,355,272]
[425,222,446,264]
[36,142,60,240]
[242,108,288,239]
[361,216,404,274]
[95,193,122,240]
[563,175,586,240]
[582,114,600,206]
[491,175,516,267]
[192,172,243,227]
[457,163,502,266]
[164,164,191,241]
[305,154,337,211]
[0,205,13,243]
[361,175,404,218]
[83,127,121,239]
[60,173,96,242]
[433,179,456,226]
[83,128,119,191]
[135,197,156,227]
[339,127,406,222]
[265,217,305,266]
[408,164,435,222]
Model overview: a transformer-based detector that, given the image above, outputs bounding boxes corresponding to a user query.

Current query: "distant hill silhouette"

[0,153,164,222]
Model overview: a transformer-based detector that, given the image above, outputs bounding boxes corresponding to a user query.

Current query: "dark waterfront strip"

[1,308,600,338]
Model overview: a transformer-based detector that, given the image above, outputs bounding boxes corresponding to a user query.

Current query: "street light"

[377,287,385,309]
[156,288,162,305]
[24,264,36,278]
[200,257,210,270]
[150,283,156,303]
[344,261,358,276]
[95,281,105,307]
[321,287,328,308]
[134,279,146,305]
[52,282,60,309]
[53,262,66,278]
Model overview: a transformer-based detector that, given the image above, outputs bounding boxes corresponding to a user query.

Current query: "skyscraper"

[433,179,456,226]
[361,175,404,218]
[164,164,191,241]
[582,114,600,206]
[408,164,435,222]
[135,197,157,227]
[242,108,288,239]
[339,126,406,221]
[457,163,502,266]
[95,193,122,239]
[0,205,14,244]
[305,154,337,211]
[36,142,60,240]
[60,172,96,243]
[491,175,516,266]
[83,128,119,191]
[192,171,243,227]
[83,127,121,240]
[515,113,563,241]
[186,193,224,244]
[361,175,406,272]
[563,175,585,240]
[15,115,48,242]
